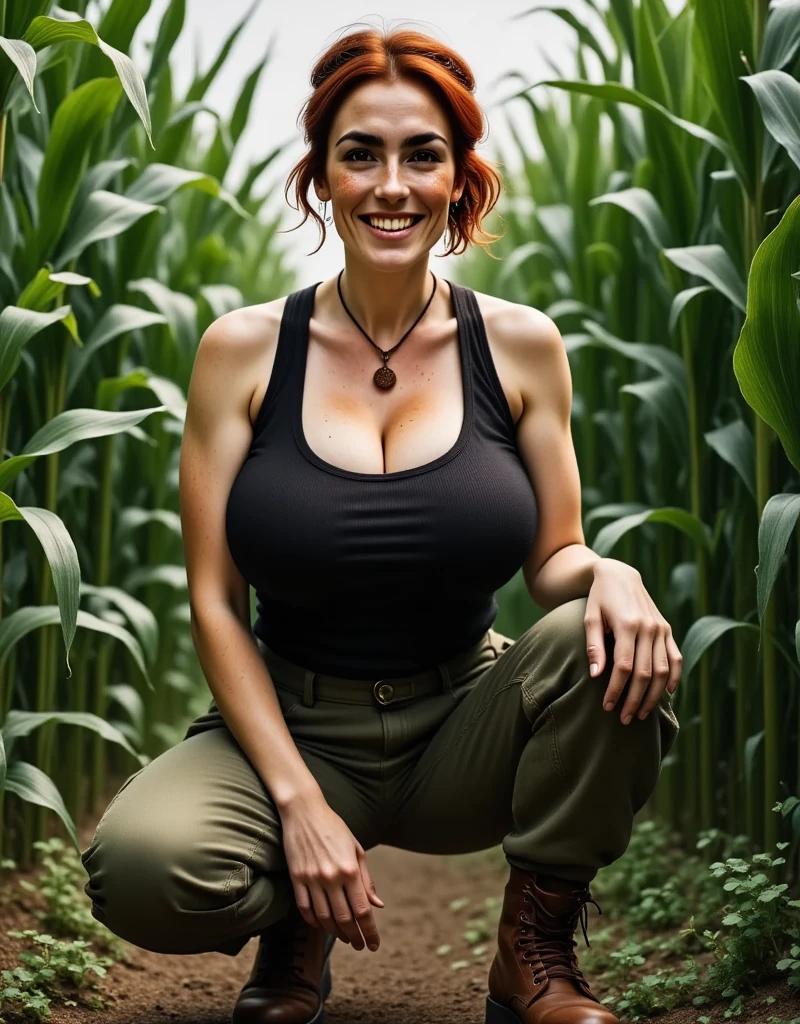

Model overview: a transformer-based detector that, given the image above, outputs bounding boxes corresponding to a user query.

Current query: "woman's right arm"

[178,308,383,951]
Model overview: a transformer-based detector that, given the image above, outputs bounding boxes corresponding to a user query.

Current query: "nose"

[374,160,410,204]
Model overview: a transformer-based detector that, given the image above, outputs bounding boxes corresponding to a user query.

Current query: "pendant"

[373,365,396,389]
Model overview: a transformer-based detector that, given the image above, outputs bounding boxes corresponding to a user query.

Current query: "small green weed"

[0,930,112,1023]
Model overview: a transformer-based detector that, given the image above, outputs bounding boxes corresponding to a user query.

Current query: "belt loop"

[303,669,316,707]
[437,661,453,694]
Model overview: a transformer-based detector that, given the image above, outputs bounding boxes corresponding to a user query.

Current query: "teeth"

[367,216,416,231]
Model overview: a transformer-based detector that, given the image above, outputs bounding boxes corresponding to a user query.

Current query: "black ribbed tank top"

[225,279,538,679]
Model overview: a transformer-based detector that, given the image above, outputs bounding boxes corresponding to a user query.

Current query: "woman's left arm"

[500,304,682,725]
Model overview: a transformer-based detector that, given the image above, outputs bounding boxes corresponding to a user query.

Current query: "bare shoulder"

[469,289,567,421]
[192,296,289,429]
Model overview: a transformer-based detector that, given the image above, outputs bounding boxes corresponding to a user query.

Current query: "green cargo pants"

[80,597,679,957]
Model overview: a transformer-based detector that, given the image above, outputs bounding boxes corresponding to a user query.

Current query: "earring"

[318,200,333,224]
[450,198,460,217]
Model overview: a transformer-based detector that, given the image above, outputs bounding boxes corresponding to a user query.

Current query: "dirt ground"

[0,814,797,1024]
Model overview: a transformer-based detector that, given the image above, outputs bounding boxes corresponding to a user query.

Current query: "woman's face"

[315,77,464,268]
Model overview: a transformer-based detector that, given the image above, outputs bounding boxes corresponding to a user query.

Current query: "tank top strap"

[251,282,321,438]
[447,280,517,440]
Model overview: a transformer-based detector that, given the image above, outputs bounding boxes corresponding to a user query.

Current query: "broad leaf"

[592,506,712,557]
[704,419,757,501]
[733,195,800,472]
[3,761,79,852]
[755,493,800,626]
[662,245,747,312]
[681,615,760,680]
[743,69,800,172]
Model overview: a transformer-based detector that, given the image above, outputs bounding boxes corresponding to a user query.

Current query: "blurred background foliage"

[0,0,798,898]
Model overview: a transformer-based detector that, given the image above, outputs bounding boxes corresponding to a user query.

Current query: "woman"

[80,25,681,1024]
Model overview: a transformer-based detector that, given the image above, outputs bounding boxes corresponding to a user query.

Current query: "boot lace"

[518,882,603,986]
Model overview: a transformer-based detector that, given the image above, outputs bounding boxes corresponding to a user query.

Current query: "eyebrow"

[334,130,448,148]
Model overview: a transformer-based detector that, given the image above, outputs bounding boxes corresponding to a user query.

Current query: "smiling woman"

[284,29,503,258]
[81,21,680,1024]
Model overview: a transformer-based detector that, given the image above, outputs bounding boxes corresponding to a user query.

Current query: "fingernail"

[590,663,598,676]
[621,713,631,724]
[604,701,614,711]
[369,943,379,951]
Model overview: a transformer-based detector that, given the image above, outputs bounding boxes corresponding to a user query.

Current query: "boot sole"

[485,995,522,1023]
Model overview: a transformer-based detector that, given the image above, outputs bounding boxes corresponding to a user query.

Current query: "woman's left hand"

[584,558,682,725]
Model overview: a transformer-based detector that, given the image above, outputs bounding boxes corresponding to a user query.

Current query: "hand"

[584,558,682,725]
[279,792,384,951]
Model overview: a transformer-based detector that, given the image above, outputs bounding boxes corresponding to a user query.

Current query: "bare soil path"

[1,819,796,1024]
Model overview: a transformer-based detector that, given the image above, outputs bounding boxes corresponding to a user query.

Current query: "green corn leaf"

[704,419,757,502]
[2,762,79,853]
[589,186,672,250]
[0,37,39,112]
[742,69,800,172]
[680,616,760,681]
[81,582,159,666]
[513,5,615,77]
[621,378,688,455]
[733,195,800,472]
[0,304,73,392]
[127,278,197,351]
[17,268,100,311]
[760,0,800,70]
[56,191,165,266]
[581,320,687,397]
[77,0,154,85]
[522,79,741,182]
[0,605,153,692]
[0,731,6,795]
[123,163,249,218]
[795,620,799,666]
[497,241,559,288]
[669,285,713,334]
[692,0,755,196]
[592,507,713,557]
[24,14,153,148]
[662,245,748,313]
[35,77,124,265]
[66,304,168,399]
[0,406,168,491]
[755,493,800,627]
[0,499,79,676]
[1,711,145,767]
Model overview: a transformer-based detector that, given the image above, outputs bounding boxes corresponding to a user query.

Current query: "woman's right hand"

[279,792,385,951]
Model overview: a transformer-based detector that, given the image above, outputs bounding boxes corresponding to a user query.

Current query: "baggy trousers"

[80,597,680,957]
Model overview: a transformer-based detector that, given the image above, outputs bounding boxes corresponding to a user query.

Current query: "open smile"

[357,214,426,239]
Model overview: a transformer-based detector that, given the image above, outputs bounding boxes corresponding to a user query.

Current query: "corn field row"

[0,0,798,892]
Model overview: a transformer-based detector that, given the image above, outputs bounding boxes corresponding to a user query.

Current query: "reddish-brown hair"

[283,26,505,257]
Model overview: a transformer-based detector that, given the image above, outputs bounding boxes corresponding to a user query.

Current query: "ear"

[314,178,331,203]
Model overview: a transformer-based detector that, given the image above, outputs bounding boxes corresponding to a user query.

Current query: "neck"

[337,257,437,344]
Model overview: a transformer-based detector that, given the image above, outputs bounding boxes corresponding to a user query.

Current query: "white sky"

[126,0,680,288]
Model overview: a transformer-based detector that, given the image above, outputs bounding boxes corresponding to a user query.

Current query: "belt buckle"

[374,680,395,705]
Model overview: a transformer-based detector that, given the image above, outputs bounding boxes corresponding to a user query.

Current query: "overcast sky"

[128,0,680,288]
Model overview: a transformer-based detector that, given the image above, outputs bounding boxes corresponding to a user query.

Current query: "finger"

[636,629,670,720]
[354,863,382,949]
[665,630,683,694]
[308,883,351,944]
[583,604,606,678]
[294,882,323,931]
[602,622,637,712]
[356,856,383,913]
[325,882,366,949]
[619,619,657,723]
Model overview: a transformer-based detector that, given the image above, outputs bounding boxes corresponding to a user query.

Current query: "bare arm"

[179,307,386,950]
[178,308,321,810]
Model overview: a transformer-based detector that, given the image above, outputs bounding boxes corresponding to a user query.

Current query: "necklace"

[336,269,438,390]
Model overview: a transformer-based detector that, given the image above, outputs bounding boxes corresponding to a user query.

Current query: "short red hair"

[283,27,504,257]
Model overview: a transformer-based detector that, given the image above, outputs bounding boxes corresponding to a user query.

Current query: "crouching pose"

[81,24,681,1024]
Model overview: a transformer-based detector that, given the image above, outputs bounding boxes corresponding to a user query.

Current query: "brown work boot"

[486,866,619,1024]
[231,903,336,1024]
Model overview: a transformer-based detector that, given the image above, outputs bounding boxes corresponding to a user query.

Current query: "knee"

[527,597,591,665]
[80,803,247,954]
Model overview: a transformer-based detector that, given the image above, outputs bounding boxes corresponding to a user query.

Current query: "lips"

[358,214,425,230]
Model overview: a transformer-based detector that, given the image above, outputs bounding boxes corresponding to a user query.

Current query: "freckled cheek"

[331,173,367,202]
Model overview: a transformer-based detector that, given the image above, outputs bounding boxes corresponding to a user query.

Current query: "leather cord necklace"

[336,268,438,390]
